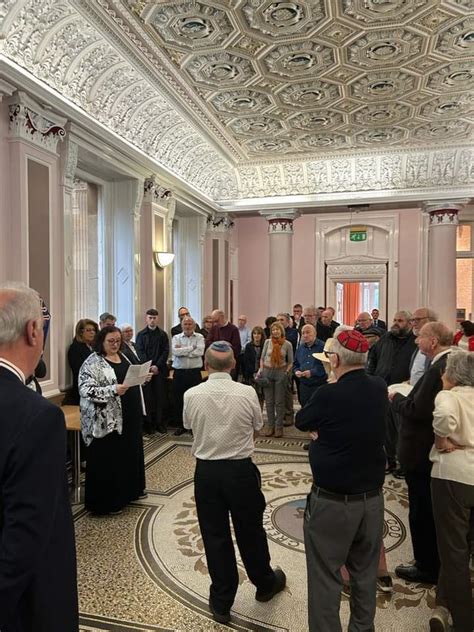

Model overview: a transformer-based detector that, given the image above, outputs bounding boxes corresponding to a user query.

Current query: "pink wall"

[235,216,269,328]
[397,208,422,314]
[236,209,423,329]
[291,214,316,308]
[236,214,317,328]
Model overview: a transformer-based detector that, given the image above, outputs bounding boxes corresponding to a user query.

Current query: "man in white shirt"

[172,316,205,436]
[409,307,438,386]
[183,341,286,625]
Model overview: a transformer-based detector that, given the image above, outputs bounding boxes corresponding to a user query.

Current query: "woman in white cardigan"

[429,351,474,632]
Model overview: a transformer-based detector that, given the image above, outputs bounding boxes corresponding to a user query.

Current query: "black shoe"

[209,599,230,624]
[392,468,405,479]
[173,427,187,436]
[385,462,396,475]
[156,424,167,434]
[395,564,437,585]
[255,567,286,602]
[303,443,310,451]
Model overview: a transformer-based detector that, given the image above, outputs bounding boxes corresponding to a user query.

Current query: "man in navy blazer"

[0,282,78,632]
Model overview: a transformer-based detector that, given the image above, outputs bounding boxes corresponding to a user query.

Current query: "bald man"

[205,310,241,365]
[184,342,285,624]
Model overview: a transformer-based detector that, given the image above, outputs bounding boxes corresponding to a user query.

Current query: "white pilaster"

[204,213,234,316]
[424,199,468,328]
[260,210,300,315]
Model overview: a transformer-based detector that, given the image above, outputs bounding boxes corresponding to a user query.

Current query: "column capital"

[260,210,300,234]
[7,90,67,153]
[206,212,234,233]
[143,175,173,205]
[423,199,469,227]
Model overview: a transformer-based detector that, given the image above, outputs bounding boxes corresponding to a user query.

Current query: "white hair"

[120,323,133,331]
[0,282,42,345]
[445,351,474,387]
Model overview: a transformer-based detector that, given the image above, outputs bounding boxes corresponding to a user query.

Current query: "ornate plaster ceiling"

[0,0,473,203]
[121,0,474,159]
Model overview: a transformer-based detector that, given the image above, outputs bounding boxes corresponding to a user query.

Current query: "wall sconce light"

[153,251,175,268]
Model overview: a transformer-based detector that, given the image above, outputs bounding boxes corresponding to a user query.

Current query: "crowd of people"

[0,282,473,632]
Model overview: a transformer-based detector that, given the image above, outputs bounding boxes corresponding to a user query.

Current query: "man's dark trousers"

[405,468,440,578]
[143,374,165,432]
[172,368,202,429]
[194,458,276,614]
[304,488,383,632]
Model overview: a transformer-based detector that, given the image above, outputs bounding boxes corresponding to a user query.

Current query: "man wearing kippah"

[296,329,388,632]
[183,341,286,625]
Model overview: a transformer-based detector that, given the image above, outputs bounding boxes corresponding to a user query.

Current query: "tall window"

[456,223,473,321]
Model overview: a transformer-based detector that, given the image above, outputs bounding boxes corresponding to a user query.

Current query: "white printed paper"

[123,361,152,387]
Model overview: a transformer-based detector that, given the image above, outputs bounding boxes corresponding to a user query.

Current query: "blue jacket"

[293,339,326,386]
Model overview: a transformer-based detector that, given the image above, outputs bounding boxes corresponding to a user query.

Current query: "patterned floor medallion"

[76,435,446,631]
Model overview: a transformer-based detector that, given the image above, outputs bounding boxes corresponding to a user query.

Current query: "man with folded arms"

[183,341,286,625]
[296,329,388,632]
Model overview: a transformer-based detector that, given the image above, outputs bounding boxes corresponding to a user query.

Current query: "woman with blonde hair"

[258,321,293,438]
[64,318,98,405]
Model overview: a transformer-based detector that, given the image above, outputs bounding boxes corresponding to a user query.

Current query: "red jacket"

[453,330,474,351]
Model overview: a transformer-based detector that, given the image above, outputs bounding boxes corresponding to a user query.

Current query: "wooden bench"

[61,405,82,504]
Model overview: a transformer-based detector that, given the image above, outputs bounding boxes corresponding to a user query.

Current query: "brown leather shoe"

[262,426,274,437]
[274,427,283,438]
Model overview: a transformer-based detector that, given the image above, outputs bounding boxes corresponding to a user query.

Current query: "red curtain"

[343,282,360,327]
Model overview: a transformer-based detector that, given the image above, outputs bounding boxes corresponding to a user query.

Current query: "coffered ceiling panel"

[115,0,473,161]
[1,0,473,203]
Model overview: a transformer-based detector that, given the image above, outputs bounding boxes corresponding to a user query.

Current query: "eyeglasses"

[411,317,427,322]
[83,328,96,333]
[324,351,337,358]
[106,338,121,345]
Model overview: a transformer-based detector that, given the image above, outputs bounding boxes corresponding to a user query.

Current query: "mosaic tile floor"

[74,422,450,632]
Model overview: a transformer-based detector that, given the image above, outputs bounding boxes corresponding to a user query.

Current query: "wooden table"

[62,405,82,504]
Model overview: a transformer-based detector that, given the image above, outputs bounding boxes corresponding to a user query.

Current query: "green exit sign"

[350,227,367,242]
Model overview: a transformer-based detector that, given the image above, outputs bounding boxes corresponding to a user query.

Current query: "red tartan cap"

[336,329,369,353]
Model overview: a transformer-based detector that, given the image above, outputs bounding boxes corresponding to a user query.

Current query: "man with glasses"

[296,329,387,632]
[389,322,453,586]
[355,312,373,332]
[171,307,191,337]
[409,308,438,387]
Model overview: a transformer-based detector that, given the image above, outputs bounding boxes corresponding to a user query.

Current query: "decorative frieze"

[7,91,67,153]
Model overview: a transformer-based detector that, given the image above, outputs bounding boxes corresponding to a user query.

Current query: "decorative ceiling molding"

[0,0,238,199]
[230,146,473,201]
[0,0,473,205]
[107,0,474,160]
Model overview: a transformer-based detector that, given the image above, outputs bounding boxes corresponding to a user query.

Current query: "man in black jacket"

[296,329,388,632]
[366,310,417,474]
[0,283,78,632]
[389,322,453,585]
[136,308,170,433]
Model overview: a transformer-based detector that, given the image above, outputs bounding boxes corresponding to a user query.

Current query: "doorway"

[335,281,380,326]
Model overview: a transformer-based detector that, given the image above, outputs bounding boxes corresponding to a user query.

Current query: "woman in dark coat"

[64,319,98,404]
[242,326,266,409]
